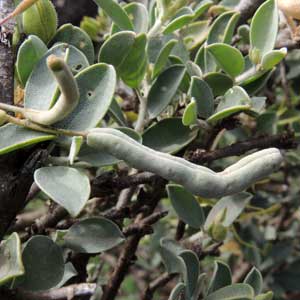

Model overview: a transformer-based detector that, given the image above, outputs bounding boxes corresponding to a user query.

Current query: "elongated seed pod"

[23,55,79,126]
[0,0,38,26]
[87,128,283,198]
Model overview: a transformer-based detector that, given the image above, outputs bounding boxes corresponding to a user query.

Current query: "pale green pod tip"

[23,55,79,126]
[47,55,65,72]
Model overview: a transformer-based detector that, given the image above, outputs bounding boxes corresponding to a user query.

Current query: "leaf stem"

[5,114,87,137]
[135,86,149,133]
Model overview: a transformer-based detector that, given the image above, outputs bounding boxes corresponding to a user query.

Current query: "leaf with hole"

[34,167,91,217]
[64,217,125,253]
[55,63,116,131]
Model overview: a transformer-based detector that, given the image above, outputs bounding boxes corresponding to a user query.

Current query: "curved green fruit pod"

[15,236,64,291]
[51,23,95,64]
[250,0,278,64]
[34,166,91,217]
[63,217,125,253]
[78,128,141,167]
[24,43,89,111]
[0,233,24,286]
[55,63,116,131]
[22,0,58,44]
[16,35,47,87]
[0,124,55,156]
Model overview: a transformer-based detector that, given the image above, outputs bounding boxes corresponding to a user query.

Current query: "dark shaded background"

[53,0,98,26]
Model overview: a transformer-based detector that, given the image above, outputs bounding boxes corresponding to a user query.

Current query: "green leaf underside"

[34,167,91,217]
[0,124,55,156]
